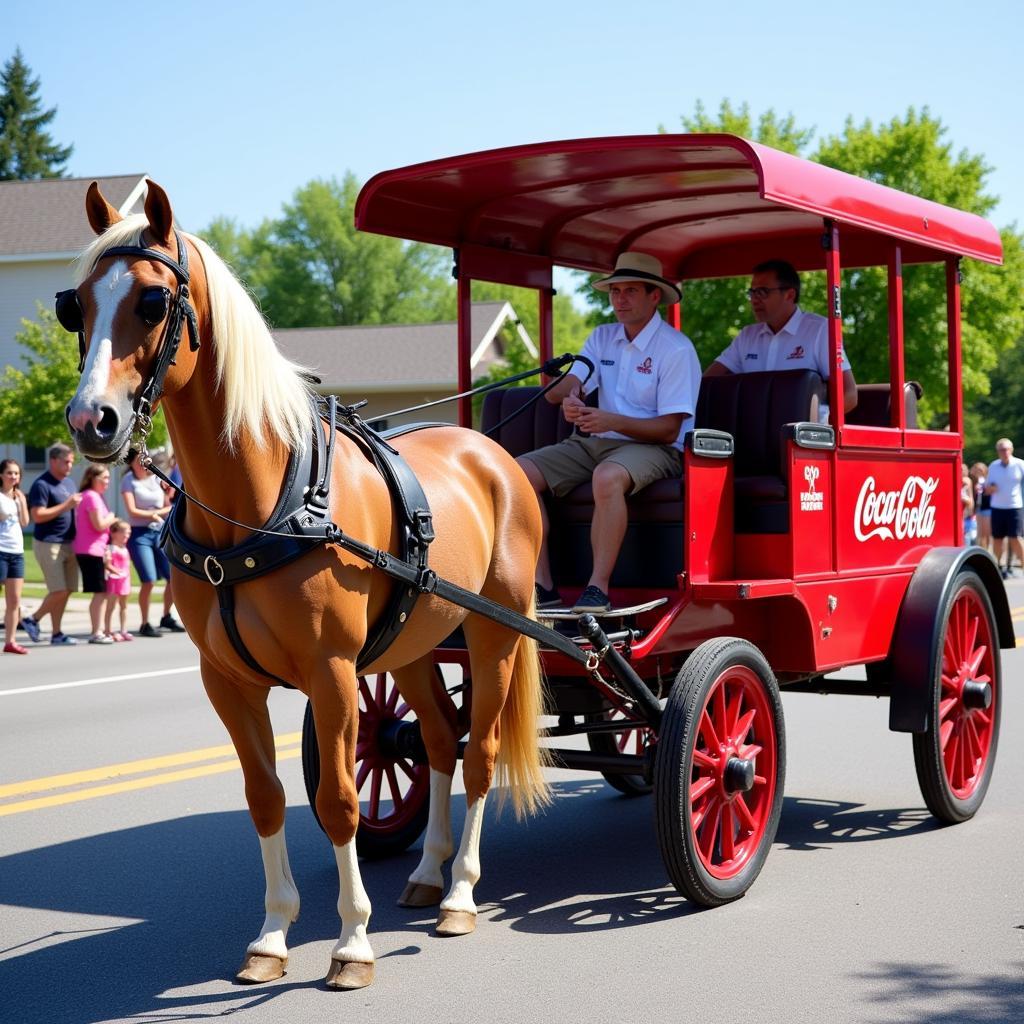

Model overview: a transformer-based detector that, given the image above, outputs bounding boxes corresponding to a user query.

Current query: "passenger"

[517,252,700,613]
[703,259,857,421]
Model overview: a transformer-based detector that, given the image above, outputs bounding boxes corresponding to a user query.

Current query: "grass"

[20,539,163,604]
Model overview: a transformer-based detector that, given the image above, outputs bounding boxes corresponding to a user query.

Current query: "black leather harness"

[161,395,444,681]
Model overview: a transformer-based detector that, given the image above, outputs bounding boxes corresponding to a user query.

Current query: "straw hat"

[593,251,680,305]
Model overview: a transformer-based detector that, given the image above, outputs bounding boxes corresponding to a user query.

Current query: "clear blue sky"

[6,0,1023,236]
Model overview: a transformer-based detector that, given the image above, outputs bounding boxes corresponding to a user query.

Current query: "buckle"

[413,509,435,544]
[203,555,225,586]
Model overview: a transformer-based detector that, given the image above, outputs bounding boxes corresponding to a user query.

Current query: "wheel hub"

[375,719,428,763]
[723,756,755,794]
[961,679,992,711]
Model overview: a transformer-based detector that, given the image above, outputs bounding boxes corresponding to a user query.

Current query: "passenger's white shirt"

[568,313,701,450]
[715,307,849,377]
[986,456,1024,509]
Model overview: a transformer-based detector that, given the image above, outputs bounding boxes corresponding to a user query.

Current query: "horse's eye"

[55,289,84,332]
[137,286,171,327]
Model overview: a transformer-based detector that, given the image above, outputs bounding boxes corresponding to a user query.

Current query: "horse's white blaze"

[245,827,300,960]
[407,769,454,889]
[440,794,487,915]
[76,262,133,407]
[332,840,374,964]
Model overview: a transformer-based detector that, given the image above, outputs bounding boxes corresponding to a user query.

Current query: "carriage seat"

[845,381,922,428]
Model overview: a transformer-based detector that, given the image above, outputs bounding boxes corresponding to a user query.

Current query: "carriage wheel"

[655,638,785,907]
[301,673,431,859]
[587,709,654,796]
[912,571,1001,824]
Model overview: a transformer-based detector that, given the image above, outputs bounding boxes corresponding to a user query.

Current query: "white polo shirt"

[986,456,1024,509]
[715,307,849,377]
[568,313,701,450]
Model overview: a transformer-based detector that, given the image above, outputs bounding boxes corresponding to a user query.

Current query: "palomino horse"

[64,180,549,990]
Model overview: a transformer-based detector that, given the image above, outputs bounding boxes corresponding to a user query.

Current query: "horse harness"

[161,396,439,682]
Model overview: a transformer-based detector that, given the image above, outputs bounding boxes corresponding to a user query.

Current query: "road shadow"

[852,960,1024,1023]
[0,779,945,1022]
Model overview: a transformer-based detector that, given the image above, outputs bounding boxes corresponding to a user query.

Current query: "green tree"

[201,175,451,328]
[0,49,72,180]
[0,307,166,449]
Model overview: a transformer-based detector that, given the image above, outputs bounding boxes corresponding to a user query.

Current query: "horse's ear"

[86,182,124,235]
[143,179,175,248]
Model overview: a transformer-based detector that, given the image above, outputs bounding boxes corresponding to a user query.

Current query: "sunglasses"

[55,286,173,334]
[746,286,790,300]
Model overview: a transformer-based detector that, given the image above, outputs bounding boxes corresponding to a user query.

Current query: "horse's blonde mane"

[76,214,314,454]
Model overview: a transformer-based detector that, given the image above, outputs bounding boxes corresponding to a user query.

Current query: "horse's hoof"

[398,881,443,907]
[435,909,477,937]
[236,953,287,984]
[325,958,375,990]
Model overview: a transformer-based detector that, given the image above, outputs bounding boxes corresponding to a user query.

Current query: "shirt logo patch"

[745,353,759,360]
[600,359,615,366]
[786,345,805,360]
[636,356,653,375]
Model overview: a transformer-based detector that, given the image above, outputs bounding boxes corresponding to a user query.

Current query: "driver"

[517,252,700,614]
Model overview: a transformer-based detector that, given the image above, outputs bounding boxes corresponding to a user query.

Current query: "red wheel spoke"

[385,681,400,714]
[358,677,374,713]
[368,767,383,819]
[697,798,721,861]
[738,742,762,761]
[733,793,756,832]
[690,775,715,802]
[699,709,721,751]
[355,760,370,791]
[731,708,757,746]
[373,674,386,709]
[964,615,979,665]
[693,749,717,769]
[720,804,736,862]
[385,764,403,809]
[938,719,955,752]
[725,689,742,738]
[691,792,715,832]
[713,685,728,739]
[938,696,959,722]
[396,757,417,782]
[967,644,988,680]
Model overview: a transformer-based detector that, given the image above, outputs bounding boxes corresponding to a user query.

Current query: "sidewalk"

[13,595,169,645]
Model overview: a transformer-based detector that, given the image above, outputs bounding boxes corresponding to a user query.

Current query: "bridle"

[58,230,201,451]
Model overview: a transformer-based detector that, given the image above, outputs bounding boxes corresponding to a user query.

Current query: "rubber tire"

[301,684,431,859]
[912,570,1001,824]
[655,637,786,907]
[587,711,654,796]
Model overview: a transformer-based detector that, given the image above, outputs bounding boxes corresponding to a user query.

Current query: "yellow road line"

[0,732,302,799]
[0,748,301,817]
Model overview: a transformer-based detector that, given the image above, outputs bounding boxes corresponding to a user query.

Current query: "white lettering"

[854,476,939,542]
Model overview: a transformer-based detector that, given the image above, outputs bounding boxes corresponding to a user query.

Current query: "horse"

[64,180,550,990]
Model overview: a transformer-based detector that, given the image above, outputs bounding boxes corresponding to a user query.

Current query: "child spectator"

[104,521,134,642]
[75,464,117,644]
[1,458,31,654]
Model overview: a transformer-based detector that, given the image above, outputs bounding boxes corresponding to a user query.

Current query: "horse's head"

[65,180,203,463]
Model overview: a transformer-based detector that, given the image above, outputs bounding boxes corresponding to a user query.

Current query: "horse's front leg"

[310,663,376,990]
[201,659,299,984]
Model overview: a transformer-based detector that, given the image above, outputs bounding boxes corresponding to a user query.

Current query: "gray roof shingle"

[0,175,147,256]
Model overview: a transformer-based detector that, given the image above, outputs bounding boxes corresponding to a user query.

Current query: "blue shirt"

[28,470,77,544]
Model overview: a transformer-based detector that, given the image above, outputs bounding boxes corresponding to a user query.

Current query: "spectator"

[74,464,118,644]
[1,458,31,654]
[985,438,1024,579]
[121,448,184,636]
[970,462,991,551]
[961,462,976,545]
[20,443,82,645]
[104,520,134,642]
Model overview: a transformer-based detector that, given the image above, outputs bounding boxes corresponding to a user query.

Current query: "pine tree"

[0,48,72,180]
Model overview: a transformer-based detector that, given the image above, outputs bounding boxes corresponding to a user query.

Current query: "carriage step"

[538,597,668,621]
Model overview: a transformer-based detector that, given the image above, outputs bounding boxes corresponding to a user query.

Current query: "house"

[0,174,149,464]
[273,301,536,429]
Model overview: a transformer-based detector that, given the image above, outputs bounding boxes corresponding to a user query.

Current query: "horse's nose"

[66,400,121,439]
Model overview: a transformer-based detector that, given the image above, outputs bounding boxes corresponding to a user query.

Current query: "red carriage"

[304,134,1012,907]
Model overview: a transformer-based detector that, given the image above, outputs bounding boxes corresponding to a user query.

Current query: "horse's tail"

[495,598,551,820]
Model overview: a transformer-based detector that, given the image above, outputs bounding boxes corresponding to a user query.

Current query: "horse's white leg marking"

[245,826,300,960]
[332,840,374,964]
[75,262,133,409]
[407,769,454,889]
[440,794,487,915]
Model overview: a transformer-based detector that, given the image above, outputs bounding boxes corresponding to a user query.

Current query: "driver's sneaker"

[19,616,41,643]
[50,632,78,645]
[4,641,29,655]
[572,585,611,614]
[535,583,563,610]
[159,614,186,633]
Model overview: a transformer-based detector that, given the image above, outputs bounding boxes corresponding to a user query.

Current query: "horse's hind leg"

[309,663,376,990]
[392,658,460,907]
[436,621,519,937]
[201,660,298,984]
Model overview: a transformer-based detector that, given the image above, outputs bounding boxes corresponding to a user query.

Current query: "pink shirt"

[73,488,111,556]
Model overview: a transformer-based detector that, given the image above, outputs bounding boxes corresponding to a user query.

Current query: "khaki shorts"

[522,435,682,498]
[33,539,80,593]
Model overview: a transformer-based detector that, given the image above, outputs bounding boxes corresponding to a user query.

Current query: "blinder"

[62,230,201,434]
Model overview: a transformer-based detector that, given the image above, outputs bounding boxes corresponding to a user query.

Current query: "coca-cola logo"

[854,475,939,542]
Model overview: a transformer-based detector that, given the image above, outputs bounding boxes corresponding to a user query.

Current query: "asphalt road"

[1,585,1022,1024]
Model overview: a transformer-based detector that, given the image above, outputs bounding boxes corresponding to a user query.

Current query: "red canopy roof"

[355,135,1003,280]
